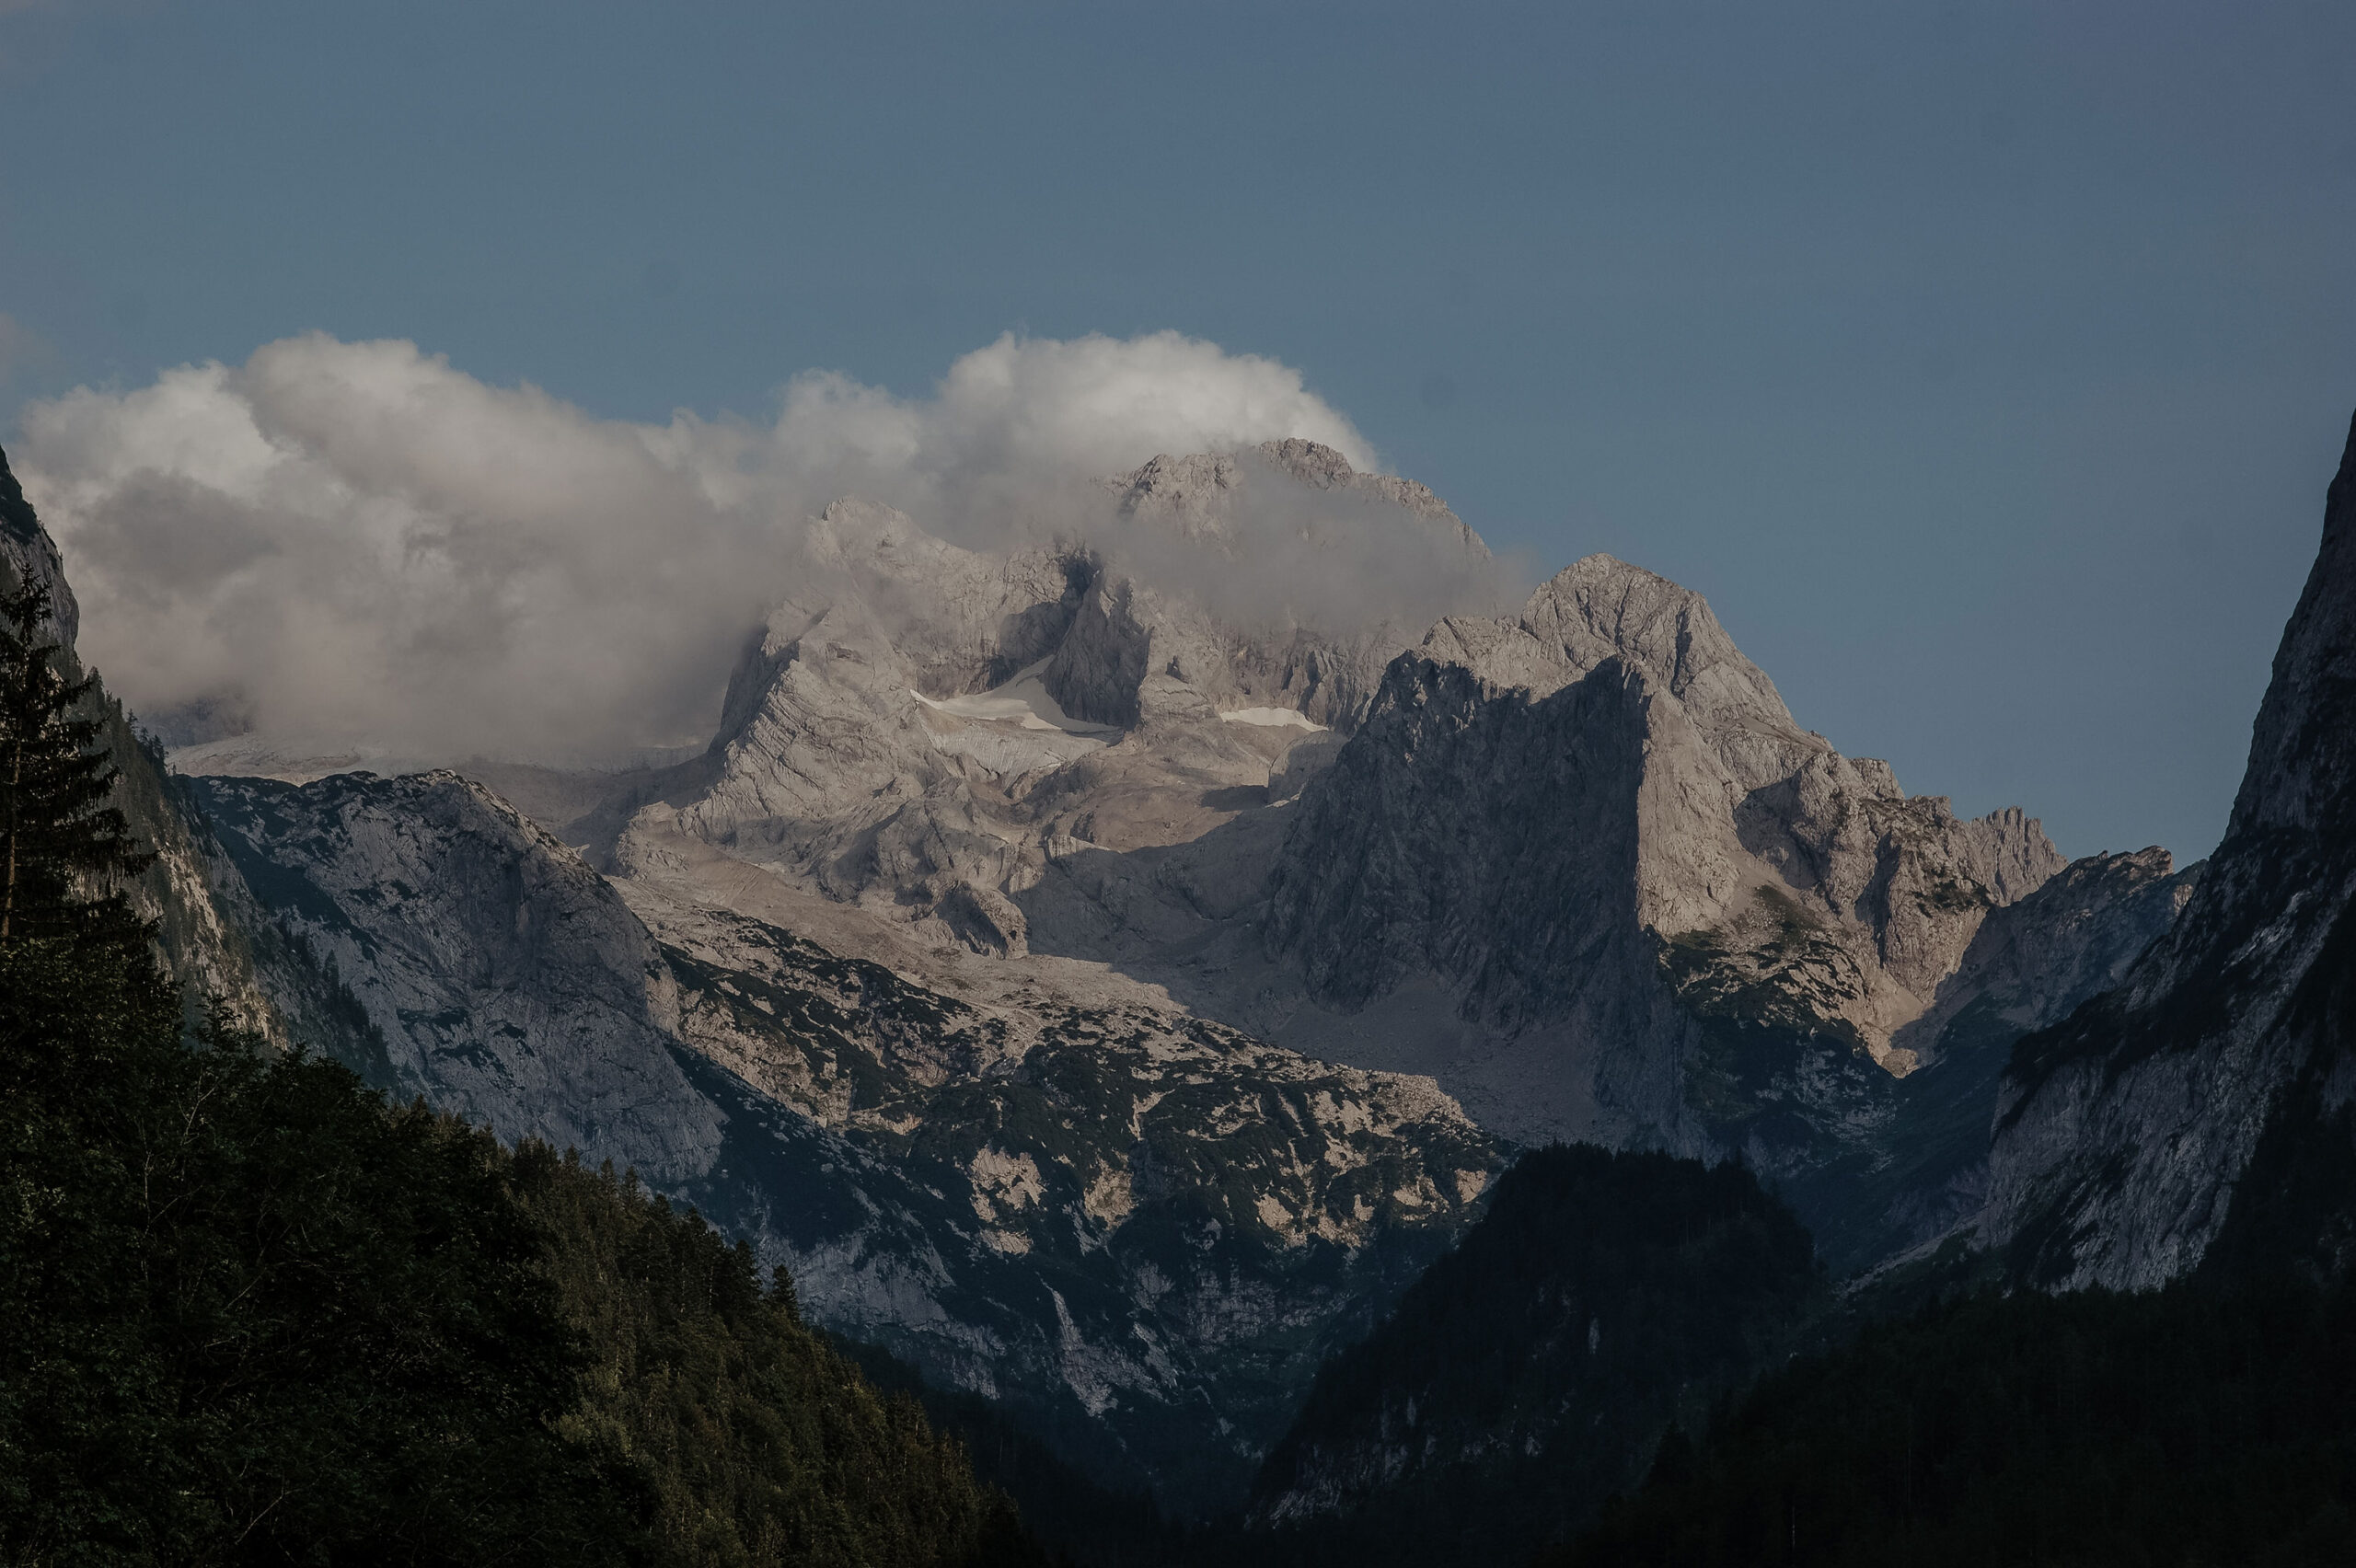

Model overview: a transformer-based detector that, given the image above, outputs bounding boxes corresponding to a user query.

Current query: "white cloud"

[16,329,1392,761]
[731,330,1377,547]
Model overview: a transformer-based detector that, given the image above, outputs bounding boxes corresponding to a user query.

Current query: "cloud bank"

[17,329,1489,763]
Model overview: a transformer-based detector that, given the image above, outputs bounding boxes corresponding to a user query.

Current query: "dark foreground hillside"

[1242,1146,1825,1567]
[1553,1280,2356,1568]
[0,978,1036,1566]
[0,569,1035,1568]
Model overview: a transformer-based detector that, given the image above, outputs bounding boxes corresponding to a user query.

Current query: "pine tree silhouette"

[0,569,152,949]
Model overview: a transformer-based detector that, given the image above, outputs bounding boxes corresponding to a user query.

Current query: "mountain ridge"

[1981,409,2356,1290]
[153,441,2165,1274]
[190,762,1501,1514]
[44,426,2229,1509]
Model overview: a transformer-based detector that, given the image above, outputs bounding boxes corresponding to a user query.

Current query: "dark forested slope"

[0,565,1034,1566]
[1553,1281,2356,1568]
[1551,410,2356,1568]
[1242,1146,1824,1566]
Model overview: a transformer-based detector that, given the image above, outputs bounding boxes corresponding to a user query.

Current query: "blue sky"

[3,0,2351,859]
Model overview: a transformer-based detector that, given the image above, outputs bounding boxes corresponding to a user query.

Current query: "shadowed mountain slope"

[1985,409,2356,1290]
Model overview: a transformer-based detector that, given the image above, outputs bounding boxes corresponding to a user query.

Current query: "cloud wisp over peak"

[17,329,1468,765]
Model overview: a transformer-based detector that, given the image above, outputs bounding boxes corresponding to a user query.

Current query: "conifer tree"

[0,568,151,950]
[0,559,1034,1565]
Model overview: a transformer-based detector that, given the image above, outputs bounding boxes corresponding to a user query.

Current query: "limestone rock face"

[1268,558,2063,1075]
[1,445,77,646]
[633,448,1490,957]
[1419,554,1810,792]
[194,770,726,1185]
[185,765,1497,1515]
[1897,847,2199,1076]
[1240,555,2090,1251]
[1984,411,2356,1290]
[1811,847,2198,1274]
[1,445,284,1033]
[635,882,1496,1509]
[1308,557,2068,1046]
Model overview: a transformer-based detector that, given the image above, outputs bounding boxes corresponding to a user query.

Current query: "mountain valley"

[49,433,2189,1496]
[7,406,2355,1562]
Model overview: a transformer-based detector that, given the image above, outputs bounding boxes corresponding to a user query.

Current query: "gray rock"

[1263,555,2064,1105]
[635,455,1482,958]
[1,445,77,647]
[1109,438,1484,562]
[194,770,725,1184]
[184,762,1498,1515]
[1,445,285,1035]
[1981,410,2356,1289]
[1810,847,2197,1274]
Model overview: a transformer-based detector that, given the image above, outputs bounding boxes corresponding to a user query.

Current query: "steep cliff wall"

[194,771,727,1183]
[1253,556,2083,1254]
[189,766,1499,1514]
[1,445,281,1032]
[1985,410,2356,1290]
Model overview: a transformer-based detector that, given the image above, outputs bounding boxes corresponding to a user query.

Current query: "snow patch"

[1218,706,1325,731]
[912,659,1120,736]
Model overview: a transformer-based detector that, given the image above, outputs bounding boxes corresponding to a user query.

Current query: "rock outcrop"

[194,771,726,1183]
[1272,555,2066,1059]
[189,765,1498,1514]
[1984,411,2356,1290]
[1810,847,2198,1274]
[2,444,282,1032]
[2,444,77,647]
[628,446,1488,956]
[1244,556,2078,1248]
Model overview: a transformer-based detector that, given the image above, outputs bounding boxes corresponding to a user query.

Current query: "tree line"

[0,569,1039,1567]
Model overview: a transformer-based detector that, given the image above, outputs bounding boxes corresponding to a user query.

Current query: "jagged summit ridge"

[1422,554,1808,788]
[618,445,1496,958]
[1107,438,1486,558]
[1268,555,2065,1070]
[145,428,2140,1275]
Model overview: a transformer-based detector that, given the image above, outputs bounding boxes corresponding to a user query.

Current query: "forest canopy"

[0,569,1035,1567]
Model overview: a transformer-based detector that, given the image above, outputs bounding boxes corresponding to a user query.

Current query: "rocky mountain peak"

[1418,554,1820,797]
[1107,439,1487,558]
[1109,450,1243,534]
[2227,410,2356,842]
[1258,437,1474,541]
[1262,548,2070,1182]
[1528,555,1797,723]
[1258,437,1362,490]
[1983,409,2356,1291]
